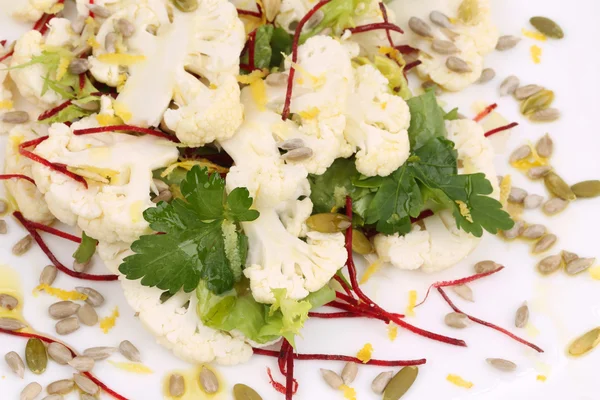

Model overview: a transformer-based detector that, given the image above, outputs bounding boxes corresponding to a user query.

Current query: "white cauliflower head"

[345,64,411,177]
[30,105,179,244]
[88,1,245,146]
[0,44,16,134]
[11,0,61,22]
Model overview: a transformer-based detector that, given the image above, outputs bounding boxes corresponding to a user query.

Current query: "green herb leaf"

[240,25,293,71]
[300,0,369,42]
[444,107,460,120]
[40,104,93,124]
[270,27,293,67]
[406,90,447,150]
[72,232,98,264]
[119,166,259,295]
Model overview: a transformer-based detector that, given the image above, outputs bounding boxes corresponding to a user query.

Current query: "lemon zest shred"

[499,175,512,209]
[33,284,88,301]
[522,28,547,41]
[446,374,474,389]
[113,101,132,123]
[0,100,13,109]
[530,45,542,64]
[100,307,120,334]
[340,384,356,400]
[87,37,101,49]
[298,107,320,120]
[116,74,127,93]
[291,62,326,88]
[96,53,146,66]
[356,343,373,363]
[511,144,548,170]
[55,57,70,81]
[250,79,267,111]
[237,69,268,84]
[455,200,473,222]
[405,290,417,317]
[47,3,65,14]
[96,114,123,126]
[387,323,398,342]
[360,258,382,284]
[108,360,153,374]
[589,266,600,280]
[536,375,547,382]
[67,166,119,184]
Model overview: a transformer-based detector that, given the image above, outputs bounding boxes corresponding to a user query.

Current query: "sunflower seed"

[282,147,313,161]
[533,234,557,254]
[12,235,33,256]
[515,84,544,100]
[86,4,112,18]
[478,68,495,84]
[265,72,288,86]
[524,194,544,209]
[421,80,441,95]
[0,219,6,234]
[566,257,595,275]
[73,260,91,273]
[561,250,579,264]
[521,224,546,239]
[5,351,25,378]
[278,138,305,150]
[47,379,74,395]
[305,10,323,29]
[568,327,600,356]
[39,265,57,286]
[341,362,358,385]
[119,340,141,362]
[571,180,600,198]
[49,301,80,319]
[199,366,219,394]
[77,304,98,326]
[41,395,63,400]
[528,166,552,180]
[0,293,18,310]
[486,358,517,372]
[408,17,433,38]
[83,346,117,361]
[440,27,460,41]
[537,255,562,275]
[73,373,98,395]
[0,198,7,214]
[55,317,80,335]
[429,10,452,28]
[502,220,524,240]
[371,371,394,394]
[530,16,564,39]
[233,384,262,400]
[20,382,42,400]
[169,374,185,397]
[452,284,474,302]
[153,179,169,193]
[75,287,104,307]
[0,317,27,331]
[509,145,531,163]
[68,356,95,372]
[515,303,529,328]
[80,394,96,400]
[26,338,47,374]
[446,56,472,73]
[67,58,89,75]
[495,35,521,51]
[444,312,469,329]
[545,172,576,200]
[2,111,30,124]
[104,32,118,53]
[530,108,560,122]
[383,366,419,400]
[542,198,568,215]
[474,260,501,274]
[508,187,527,203]
[115,18,136,38]
[535,134,553,158]
[432,39,459,54]
[499,75,520,96]
[320,368,343,389]
[47,342,73,365]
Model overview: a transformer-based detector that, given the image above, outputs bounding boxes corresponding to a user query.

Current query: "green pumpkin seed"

[383,366,418,400]
[520,90,554,116]
[25,338,48,375]
[568,327,600,357]
[544,172,576,201]
[171,0,198,12]
[530,16,564,39]
[233,383,263,400]
[306,213,351,233]
[352,229,373,254]
[571,180,600,198]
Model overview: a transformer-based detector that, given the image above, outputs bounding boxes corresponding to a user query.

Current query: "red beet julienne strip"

[0,50,13,63]
[0,174,36,184]
[394,44,418,54]
[415,266,505,308]
[24,219,82,243]
[333,273,354,298]
[378,2,395,48]
[308,311,364,319]
[248,30,257,71]
[437,287,544,353]
[253,348,427,367]
[278,339,292,374]
[285,343,295,400]
[73,125,180,143]
[343,196,467,347]
[0,328,128,400]
[485,122,519,138]
[410,209,433,224]
[237,8,262,18]
[473,103,498,122]
[347,22,404,36]
[404,60,422,72]
[38,99,72,121]
[13,211,118,281]
[281,0,332,121]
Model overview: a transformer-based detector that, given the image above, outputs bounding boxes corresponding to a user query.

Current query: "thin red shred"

[0,40,5,46]
[237,8,262,18]
[254,348,426,367]
[410,209,433,224]
[285,344,295,400]
[79,73,86,91]
[278,340,292,374]
[0,174,36,185]
[485,122,518,138]
[248,30,257,71]
[415,266,505,307]
[73,125,180,143]
[267,367,298,395]
[38,100,73,121]
[0,50,13,63]
[437,288,544,353]
[404,60,422,71]
[24,219,82,243]
[394,44,418,54]
[473,103,498,122]
[348,22,404,36]
[308,311,364,319]
[378,2,395,48]
[13,212,118,281]
[333,273,354,298]
[88,0,95,18]
[0,328,128,400]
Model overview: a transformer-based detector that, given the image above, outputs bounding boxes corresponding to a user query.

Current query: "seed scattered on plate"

[0,293,18,310]
[73,373,99,395]
[495,35,521,51]
[306,213,351,233]
[5,351,25,378]
[528,166,552,180]
[446,56,472,73]
[48,342,73,365]
[542,198,568,216]
[0,198,7,214]
[77,304,99,326]
[544,172,576,200]
[67,58,89,75]
[0,317,27,331]
[432,39,460,54]
[524,194,544,209]
[152,190,172,203]
[508,187,527,203]
[478,68,495,84]
[46,379,74,395]
[532,234,557,254]
[514,84,544,100]
[568,327,600,357]
[25,338,48,375]
[535,134,553,158]
[341,361,358,385]
[429,10,453,28]
[86,4,112,18]
[530,108,560,122]
[502,220,524,240]
[371,371,394,395]
[0,219,6,234]
[521,89,555,116]
[169,373,185,397]
[20,382,42,400]
[474,260,501,274]
[278,138,305,150]
[320,368,343,389]
[382,366,419,400]
[119,340,141,362]
[115,18,136,38]
[530,16,564,39]
[486,358,517,372]
[444,312,469,329]
[561,250,579,264]
[83,346,118,361]
[565,257,595,275]
[2,111,30,124]
[68,356,95,372]
[521,224,546,239]
[12,235,33,256]
[571,180,600,198]
[41,394,63,400]
[199,366,219,394]
[408,17,433,38]
[499,75,520,96]
[514,303,529,328]
[233,383,262,400]
[509,145,531,163]
[452,284,474,302]
[282,147,313,161]
[39,265,58,286]
[49,301,80,320]
[55,317,80,335]
[75,287,105,307]
[537,255,562,275]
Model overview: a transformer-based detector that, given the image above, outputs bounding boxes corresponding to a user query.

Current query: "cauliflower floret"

[89,1,245,146]
[30,109,178,244]
[12,0,61,22]
[3,124,55,224]
[345,64,410,177]
[0,45,16,134]
[345,0,401,55]
[278,197,313,238]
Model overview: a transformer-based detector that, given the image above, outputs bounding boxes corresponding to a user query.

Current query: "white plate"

[1,0,599,399]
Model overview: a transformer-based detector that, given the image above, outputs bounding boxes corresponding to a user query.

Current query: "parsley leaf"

[72,232,98,263]
[240,25,293,71]
[119,166,259,295]
[406,89,447,150]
